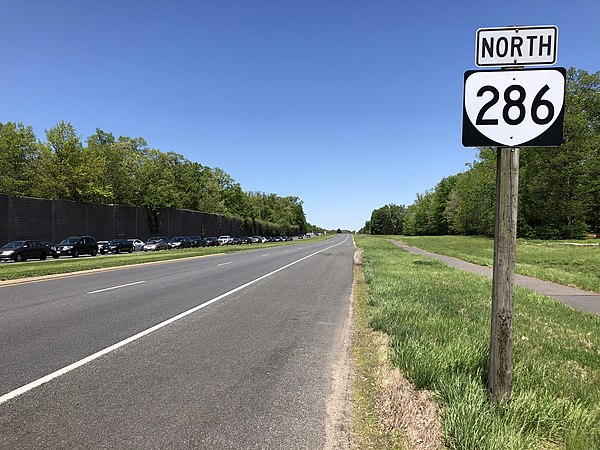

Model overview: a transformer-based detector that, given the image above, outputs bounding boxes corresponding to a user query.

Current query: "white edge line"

[87,281,146,295]
[0,235,349,405]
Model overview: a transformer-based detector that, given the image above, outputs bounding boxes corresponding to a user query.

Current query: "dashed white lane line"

[87,281,146,295]
[217,262,234,267]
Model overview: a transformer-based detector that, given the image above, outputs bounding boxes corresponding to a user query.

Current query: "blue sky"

[2,1,598,231]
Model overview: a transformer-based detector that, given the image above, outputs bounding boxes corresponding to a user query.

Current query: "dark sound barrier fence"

[0,194,248,244]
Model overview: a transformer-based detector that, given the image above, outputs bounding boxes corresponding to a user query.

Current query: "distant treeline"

[361,68,599,239]
[0,122,319,236]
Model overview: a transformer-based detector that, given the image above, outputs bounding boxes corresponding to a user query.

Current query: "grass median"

[354,235,600,449]
[398,235,600,293]
[0,235,335,281]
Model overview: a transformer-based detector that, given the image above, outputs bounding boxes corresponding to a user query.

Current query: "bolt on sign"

[476,25,558,67]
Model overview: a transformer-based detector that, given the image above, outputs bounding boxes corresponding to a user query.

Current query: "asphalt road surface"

[0,235,354,449]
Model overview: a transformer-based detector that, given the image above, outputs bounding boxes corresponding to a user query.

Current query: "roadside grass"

[0,235,334,281]
[355,235,600,449]
[398,235,600,293]
[352,250,407,449]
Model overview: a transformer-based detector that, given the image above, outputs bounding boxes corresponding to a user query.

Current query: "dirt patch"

[372,333,444,450]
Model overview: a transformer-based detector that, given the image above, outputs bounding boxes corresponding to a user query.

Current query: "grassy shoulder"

[0,235,335,281]
[351,246,443,450]
[398,235,600,293]
[354,235,600,449]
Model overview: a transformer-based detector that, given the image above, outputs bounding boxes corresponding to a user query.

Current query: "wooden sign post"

[489,146,519,403]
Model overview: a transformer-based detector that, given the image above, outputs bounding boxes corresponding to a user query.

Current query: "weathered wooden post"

[489,146,519,403]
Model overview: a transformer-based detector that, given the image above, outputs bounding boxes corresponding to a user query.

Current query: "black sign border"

[462,67,566,148]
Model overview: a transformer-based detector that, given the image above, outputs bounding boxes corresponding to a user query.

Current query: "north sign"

[462,67,566,147]
[476,26,558,67]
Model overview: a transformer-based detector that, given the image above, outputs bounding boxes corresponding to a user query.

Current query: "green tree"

[519,68,600,238]
[0,122,41,196]
[370,204,406,235]
[87,130,143,206]
[45,121,109,203]
[444,153,496,236]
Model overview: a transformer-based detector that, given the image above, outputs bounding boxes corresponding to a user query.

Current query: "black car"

[169,236,192,249]
[100,239,134,254]
[0,240,51,262]
[203,237,219,247]
[188,236,202,247]
[52,236,98,258]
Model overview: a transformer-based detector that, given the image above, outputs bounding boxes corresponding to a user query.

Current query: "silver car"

[127,239,145,251]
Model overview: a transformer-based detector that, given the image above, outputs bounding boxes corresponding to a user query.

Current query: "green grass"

[0,235,335,281]
[398,235,600,293]
[355,235,600,449]
[351,256,407,449]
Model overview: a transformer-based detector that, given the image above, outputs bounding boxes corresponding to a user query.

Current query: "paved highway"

[0,235,354,448]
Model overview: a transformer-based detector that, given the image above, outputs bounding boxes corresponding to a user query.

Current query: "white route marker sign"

[462,67,565,147]
[476,25,558,67]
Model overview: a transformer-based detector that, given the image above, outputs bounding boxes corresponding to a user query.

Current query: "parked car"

[127,239,145,251]
[52,236,98,258]
[188,236,202,247]
[147,236,169,243]
[0,240,51,262]
[143,238,169,252]
[101,239,134,254]
[218,235,233,246]
[203,237,219,247]
[97,240,109,254]
[169,236,192,249]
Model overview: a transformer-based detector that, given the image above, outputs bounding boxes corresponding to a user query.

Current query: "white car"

[217,235,233,245]
[127,239,145,251]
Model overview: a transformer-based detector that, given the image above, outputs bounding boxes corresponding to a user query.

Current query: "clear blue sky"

[2,1,598,231]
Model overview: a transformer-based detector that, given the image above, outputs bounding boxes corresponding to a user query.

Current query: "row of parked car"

[0,234,296,262]
[141,235,294,250]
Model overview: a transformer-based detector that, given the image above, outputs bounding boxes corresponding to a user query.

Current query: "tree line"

[0,122,316,236]
[361,68,599,239]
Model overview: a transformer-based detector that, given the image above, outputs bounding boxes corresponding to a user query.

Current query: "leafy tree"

[445,152,496,236]
[87,130,143,206]
[0,122,41,196]
[519,68,599,238]
[370,204,406,235]
[45,121,109,203]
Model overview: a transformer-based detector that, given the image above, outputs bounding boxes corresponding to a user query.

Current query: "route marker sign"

[465,24,563,405]
[462,67,566,147]
[476,25,558,67]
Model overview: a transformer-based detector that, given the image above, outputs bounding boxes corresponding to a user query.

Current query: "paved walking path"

[389,240,600,317]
